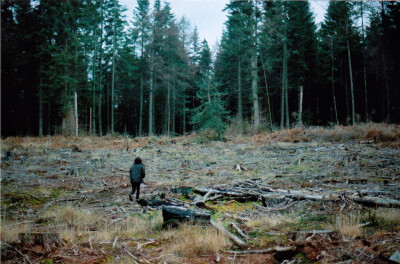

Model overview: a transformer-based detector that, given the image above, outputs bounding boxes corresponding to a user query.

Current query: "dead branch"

[3,243,33,264]
[211,220,246,248]
[230,222,249,240]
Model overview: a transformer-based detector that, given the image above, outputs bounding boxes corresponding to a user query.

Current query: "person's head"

[134,157,142,164]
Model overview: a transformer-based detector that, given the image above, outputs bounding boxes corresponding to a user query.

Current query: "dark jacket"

[129,163,145,183]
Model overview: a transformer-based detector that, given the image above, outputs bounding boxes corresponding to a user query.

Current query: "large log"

[162,205,210,226]
[194,184,400,208]
[350,196,400,208]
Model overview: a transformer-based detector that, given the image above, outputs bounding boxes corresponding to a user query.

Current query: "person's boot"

[129,194,133,201]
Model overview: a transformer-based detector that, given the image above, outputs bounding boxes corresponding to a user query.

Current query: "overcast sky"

[119,0,329,49]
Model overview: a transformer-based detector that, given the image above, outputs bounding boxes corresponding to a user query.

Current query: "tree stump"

[19,232,64,252]
[162,205,210,227]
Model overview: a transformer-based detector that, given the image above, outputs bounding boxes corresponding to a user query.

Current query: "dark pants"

[130,182,141,200]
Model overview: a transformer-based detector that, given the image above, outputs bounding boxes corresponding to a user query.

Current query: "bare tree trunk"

[260,52,272,126]
[382,54,390,121]
[331,41,339,124]
[148,62,154,136]
[251,2,259,130]
[280,43,285,130]
[98,93,102,136]
[283,40,289,129]
[106,75,110,134]
[167,81,170,137]
[361,2,368,122]
[98,6,104,136]
[251,52,259,129]
[183,86,186,134]
[298,85,303,126]
[47,101,51,135]
[346,20,356,125]
[74,92,78,137]
[92,28,97,135]
[238,56,242,123]
[139,36,144,136]
[39,83,43,136]
[139,74,144,136]
[111,3,116,134]
[89,107,92,134]
[172,85,176,135]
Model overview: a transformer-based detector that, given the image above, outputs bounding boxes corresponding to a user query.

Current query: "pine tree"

[191,74,228,141]
[320,1,359,124]
[132,0,151,136]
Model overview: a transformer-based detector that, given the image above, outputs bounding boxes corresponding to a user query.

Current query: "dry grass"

[248,123,400,144]
[3,123,398,151]
[43,206,163,244]
[163,223,231,259]
[377,209,400,226]
[0,222,31,243]
[246,213,299,230]
[336,214,362,239]
[91,212,163,243]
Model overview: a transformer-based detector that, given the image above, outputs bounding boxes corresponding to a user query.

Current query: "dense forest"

[2,0,400,138]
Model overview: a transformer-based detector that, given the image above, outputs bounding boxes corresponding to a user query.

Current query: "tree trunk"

[382,54,390,121]
[238,56,242,123]
[346,21,356,125]
[98,6,104,136]
[89,107,92,134]
[148,62,154,136]
[251,3,259,130]
[74,92,78,137]
[172,85,176,135]
[111,1,117,134]
[39,83,43,136]
[260,52,273,126]
[139,34,144,136]
[285,42,290,129]
[98,93,102,136]
[361,2,368,122]
[92,28,97,135]
[139,74,144,136]
[281,43,285,130]
[183,85,186,134]
[281,39,289,129]
[251,52,259,130]
[106,75,110,134]
[331,41,339,124]
[167,81,170,137]
[298,85,303,125]
[47,101,51,135]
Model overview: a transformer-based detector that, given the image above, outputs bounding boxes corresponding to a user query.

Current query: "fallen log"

[162,205,210,226]
[226,246,295,255]
[350,196,400,208]
[194,184,400,208]
[211,220,246,248]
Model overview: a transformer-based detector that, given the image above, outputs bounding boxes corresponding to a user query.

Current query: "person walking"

[129,157,145,201]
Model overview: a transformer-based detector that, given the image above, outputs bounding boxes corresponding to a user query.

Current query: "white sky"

[120,0,329,49]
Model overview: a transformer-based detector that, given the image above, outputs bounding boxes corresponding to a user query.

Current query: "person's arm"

[141,166,146,179]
